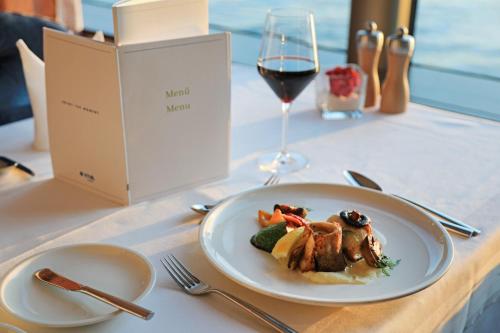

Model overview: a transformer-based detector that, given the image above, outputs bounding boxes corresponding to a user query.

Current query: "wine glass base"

[258,151,309,174]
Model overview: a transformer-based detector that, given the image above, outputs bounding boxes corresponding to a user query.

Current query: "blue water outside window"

[82,0,500,121]
[410,0,500,121]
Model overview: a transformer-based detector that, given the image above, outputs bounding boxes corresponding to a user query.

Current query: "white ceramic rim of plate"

[0,243,156,327]
[199,182,454,306]
[0,323,26,333]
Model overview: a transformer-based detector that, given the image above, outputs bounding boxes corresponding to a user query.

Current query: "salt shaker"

[380,27,415,114]
[356,21,384,108]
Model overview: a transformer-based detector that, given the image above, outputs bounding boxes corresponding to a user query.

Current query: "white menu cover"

[113,0,208,46]
[44,30,129,204]
[44,29,231,204]
[118,33,231,202]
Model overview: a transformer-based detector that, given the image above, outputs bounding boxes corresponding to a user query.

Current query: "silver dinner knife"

[343,170,480,238]
[34,268,154,320]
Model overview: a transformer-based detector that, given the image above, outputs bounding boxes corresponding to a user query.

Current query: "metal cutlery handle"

[342,170,481,237]
[439,220,473,238]
[212,289,297,333]
[394,194,481,236]
[80,286,154,320]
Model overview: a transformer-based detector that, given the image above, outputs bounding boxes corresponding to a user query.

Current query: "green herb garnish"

[376,255,401,276]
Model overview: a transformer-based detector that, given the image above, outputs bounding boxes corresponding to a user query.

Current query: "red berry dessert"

[325,66,362,97]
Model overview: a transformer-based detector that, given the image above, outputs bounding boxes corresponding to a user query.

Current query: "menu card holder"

[44,28,231,205]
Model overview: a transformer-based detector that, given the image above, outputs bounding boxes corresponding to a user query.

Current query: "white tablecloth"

[1,64,499,333]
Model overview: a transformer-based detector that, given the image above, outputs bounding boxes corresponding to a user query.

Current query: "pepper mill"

[356,21,384,108]
[380,26,415,114]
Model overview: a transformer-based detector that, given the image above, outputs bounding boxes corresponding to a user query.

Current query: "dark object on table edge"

[0,156,35,176]
[0,13,66,126]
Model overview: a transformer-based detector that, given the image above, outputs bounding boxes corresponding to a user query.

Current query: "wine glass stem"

[280,102,291,157]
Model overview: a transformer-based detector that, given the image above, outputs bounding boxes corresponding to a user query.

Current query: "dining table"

[0,63,499,333]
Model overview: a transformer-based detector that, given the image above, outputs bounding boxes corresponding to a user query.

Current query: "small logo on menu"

[79,171,95,183]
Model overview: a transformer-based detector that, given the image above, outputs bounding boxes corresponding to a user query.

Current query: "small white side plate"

[200,183,454,306]
[0,244,155,327]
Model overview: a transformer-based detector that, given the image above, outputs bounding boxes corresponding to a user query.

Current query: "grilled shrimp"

[299,234,315,272]
[287,226,312,270]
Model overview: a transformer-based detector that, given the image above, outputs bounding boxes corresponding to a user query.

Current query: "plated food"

[200,183,453,305]
[250,204,400,284]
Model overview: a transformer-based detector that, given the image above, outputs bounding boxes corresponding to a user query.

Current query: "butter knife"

[34,268,154,320]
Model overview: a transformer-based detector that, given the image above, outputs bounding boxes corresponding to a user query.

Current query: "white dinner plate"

[0,244,155,327]
[199,183,453,306]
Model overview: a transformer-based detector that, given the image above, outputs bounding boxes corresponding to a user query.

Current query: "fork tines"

[264,173,280,186]
[160,255,200,291]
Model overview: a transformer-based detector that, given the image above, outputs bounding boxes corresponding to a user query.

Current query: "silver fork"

[160,255,297,333]
[191,173,280,215]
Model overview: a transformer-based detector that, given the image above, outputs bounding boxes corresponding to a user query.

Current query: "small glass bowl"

[315,64,367,119]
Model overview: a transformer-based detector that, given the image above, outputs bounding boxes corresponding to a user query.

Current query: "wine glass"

[257,8,319,174]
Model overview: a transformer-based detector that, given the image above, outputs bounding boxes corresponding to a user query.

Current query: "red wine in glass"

[257,57,318,103]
